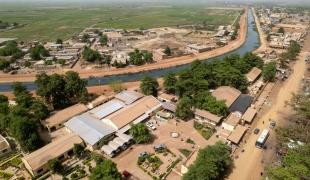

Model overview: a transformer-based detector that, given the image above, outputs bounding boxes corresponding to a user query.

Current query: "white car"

[146,122,156,130]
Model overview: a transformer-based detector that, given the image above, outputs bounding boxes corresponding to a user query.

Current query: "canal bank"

[0,8,259,92]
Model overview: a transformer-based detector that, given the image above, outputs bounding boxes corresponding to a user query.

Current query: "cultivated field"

[0,5,241,42]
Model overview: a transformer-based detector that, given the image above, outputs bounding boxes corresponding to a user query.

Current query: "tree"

[99,34,108,46]
[56,38,63,44]
[0,59,10,70]
[30,45,49,60]
[129,123,151,144]
[164,46,172,56]
[12,82,28,97]
[0,41,22,57]
[73,144,85,158]
[262,62,277,82]
[90,160,122,180]
[82,47,101,62]
[193,91,227,116]
[267,145,310,180]
[47,159,63,174]
[278,27,285,34]
[183,142,232,180]
[129,49,153,65]
[140,76,159,96]
[81,34,90,43]
[175,97,193,120]
[163,72,177,94]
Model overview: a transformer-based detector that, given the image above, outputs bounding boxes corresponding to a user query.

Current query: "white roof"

[90,99,125,119]
[65,113,116,145]
[101,145,114,155]
[116,133,132,142]
[108,141,121,151]
[115,90,143,105]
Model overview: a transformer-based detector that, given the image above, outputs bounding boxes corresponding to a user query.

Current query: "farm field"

[0,5,241,42]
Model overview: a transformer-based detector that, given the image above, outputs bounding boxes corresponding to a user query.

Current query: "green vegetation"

[262,62,277,82]
[0,41,23,59]
[82,47,101,62]
[47,159,63,174]
[35,71,89,109]
[138,154,163,171]
[0,83,48,152]
[140,76,159,96]
[267,93,310,179]
[90,160,121,180]
[277,27,285,34]
[183,142,232,180]
[30,44,49,60]
[73,144,85,158]
[0,171,13,180]
[56,38,63,44]
[163,72,177,94]
[186,138,195,145]
[0,6,239,42]
[193,91,227,116]
[0,59,10,70]
[129,123,152,144]
[176,97,193,120]
[129,49,153,66]
[179,149,192,158]
[99,34,108,46]
[109,81,124,93]
[194,122,214,140]
[280,41,301,63]
[164,46,172,56]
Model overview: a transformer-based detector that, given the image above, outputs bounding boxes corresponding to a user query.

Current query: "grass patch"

[179,149,192,158]
[0,5,240,42]
[194,122,214,140]
[186,138,195,145]
[0,171,13,180]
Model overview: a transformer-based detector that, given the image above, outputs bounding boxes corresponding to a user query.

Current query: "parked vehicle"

[254,128,260,134]
[269,121,276,129]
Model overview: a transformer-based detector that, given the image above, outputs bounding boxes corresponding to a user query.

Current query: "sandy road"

[0,9,248,83]
[252,7,268,53]
[228,37,309,180]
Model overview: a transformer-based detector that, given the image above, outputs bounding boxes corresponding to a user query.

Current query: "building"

[187,44,212,54]
[153,49,168,61]
[87,95,112,109]
[229,94,253,114]
[65,113,116,150]
[44,104,88,132]
[194,109,223,128]
[103,96,162,133]
[241,107,257,124]
[0,134,11,156]
[222,113,241,131]
[246,67,262,83]
[22,134,83,176]
[212,86,241,108]
[157,92,178,103]
[114,90,144,105]
[227,125,247,145]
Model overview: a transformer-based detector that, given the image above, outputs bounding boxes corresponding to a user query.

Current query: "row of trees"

[35,71,89,109]
[279,40,301,67]
[183,142,232,180]
[267,93,310,179]
[0,83,49,152]
[30,44,50,60]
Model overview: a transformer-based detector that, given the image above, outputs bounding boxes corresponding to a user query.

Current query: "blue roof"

[65,113,116,145]
[90,99,125,119]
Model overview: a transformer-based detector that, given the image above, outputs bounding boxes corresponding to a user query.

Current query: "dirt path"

[228,37,309,180]
[252,7,267,53]
[0,9,248,83]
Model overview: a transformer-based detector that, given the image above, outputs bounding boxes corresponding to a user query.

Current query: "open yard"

[0,5,241,42]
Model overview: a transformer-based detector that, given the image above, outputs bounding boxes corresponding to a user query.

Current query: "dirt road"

[252,7,267,53]
[228,37,309,180]
[0,9,248,83]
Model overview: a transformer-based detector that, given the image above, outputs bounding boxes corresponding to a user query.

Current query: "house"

[89,99,126,119]
[246,67,262,83]
[87,95,112,109]
[187,44,212,54]
[161,102,177,113]
[64,113,116,150]
[0,134,11,156]
[115,90,143,105]
[194,109,223,128]
[101,133,132,157]
[157,92,178,103]
[44,103,88,132]
[227,125,247,145]
[222,112,241,131]
[153,49,168,61]
[212,86,241,108]
[241,107,257,124]
[229,94,253,114]
[103,96,162,133]
[22,134,83,176]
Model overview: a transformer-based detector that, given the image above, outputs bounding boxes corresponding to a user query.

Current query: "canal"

[0,9,260,92]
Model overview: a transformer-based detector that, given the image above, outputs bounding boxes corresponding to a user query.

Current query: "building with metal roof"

[89,99,125,119]
[212,86,241,108]
[246,67,262,83]
[194,109,223,128]
[64,113,116,149]
[115,90,143,105]
[229,94,253,114]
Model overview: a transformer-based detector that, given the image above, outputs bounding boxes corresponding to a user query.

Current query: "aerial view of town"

[0,0,309,179]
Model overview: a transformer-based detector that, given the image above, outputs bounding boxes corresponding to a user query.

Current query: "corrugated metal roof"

[65,113,116,146]
[108,141,121,150]
[115,90,143,105]
[101,145,114,155]
[90,99,125,119]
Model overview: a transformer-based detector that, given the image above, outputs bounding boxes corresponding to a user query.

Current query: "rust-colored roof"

[246,67,262,82]
[224,113,241,127]
[242,107,257,123]
[22,134,83,171]
[0,135,10,152]
[194,109,222,123]
[212,86,241,107]
[105,96,161,129]
[228,125,247,144]
[45,104,88,128]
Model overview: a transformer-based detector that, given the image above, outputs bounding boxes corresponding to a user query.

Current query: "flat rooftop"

[212,86,241,107]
